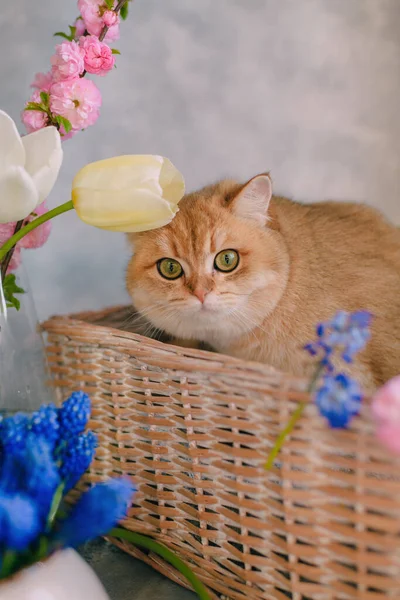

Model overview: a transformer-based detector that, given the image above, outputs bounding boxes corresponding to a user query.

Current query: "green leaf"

[104,0,114,8]
[69,25,77,40]
[111,48,121,55]
[110,528,211,600]
[3,274,25,312]
[24,102,46,112]
[40,91,50,106]
[53,31,73,41]
[54,115,73,134]
[120,3,128,20]
[7,296,21,311]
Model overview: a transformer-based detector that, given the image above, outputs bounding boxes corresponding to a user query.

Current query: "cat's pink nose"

[193,288,207,304]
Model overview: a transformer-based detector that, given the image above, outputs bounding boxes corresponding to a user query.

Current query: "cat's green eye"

[157,258,184,280]
[214,249,239,273]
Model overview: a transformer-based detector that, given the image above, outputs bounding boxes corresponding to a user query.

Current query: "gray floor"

[81,540,196,600]
[1,1,400,597]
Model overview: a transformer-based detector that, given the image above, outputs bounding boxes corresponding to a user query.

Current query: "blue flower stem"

[35,536,49,562]
[46,482,65,531]
[0,550,17,580]
[0,200,74,263]
[109,528,212,600]
[264,362,326,470]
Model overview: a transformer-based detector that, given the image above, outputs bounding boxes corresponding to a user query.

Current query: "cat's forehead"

[156,215,228,258]
[139,182,243,259]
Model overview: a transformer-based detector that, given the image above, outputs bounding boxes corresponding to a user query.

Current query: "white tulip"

[0,110,63,223]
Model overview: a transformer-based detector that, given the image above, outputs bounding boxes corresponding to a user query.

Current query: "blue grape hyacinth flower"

[31,403,60,449]
[306,310,372,429]
[305,310,372,365]
[58,391,91,439]
[0,414,29,452]
[0,434,60,522]
[59,431,98,491]
[315,373,362,428]
[55,477,135,549]
[0,493,40,551]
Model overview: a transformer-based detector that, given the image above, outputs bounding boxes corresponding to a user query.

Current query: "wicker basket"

[42,306,400,600]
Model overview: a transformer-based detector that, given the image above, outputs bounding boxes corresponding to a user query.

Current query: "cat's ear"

[230,173,272,226]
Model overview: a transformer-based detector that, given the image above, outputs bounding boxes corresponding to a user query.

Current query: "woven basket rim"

[42,305,309,385]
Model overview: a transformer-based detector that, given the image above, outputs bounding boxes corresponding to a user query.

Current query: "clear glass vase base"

[0,263,57,415]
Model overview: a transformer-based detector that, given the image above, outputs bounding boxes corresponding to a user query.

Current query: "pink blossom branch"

[100,0,130,41]
[1,0,132,282]
[81,0,131,76]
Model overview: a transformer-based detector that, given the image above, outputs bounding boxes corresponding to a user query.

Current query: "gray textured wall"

[1,0,399,321]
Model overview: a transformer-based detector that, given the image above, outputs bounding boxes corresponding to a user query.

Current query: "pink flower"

[51,41,85,82]
[31,71,53,92]
[78,0,120,41]
[73,17,86,38]
[21,91,49,133]
[376,424,400,454]
[103,10,118,27]
[372,376,400,453]
[0,204,52,272]
[80,35,115,76]
[50,78,102,131]
[19,202,52,249]
[7,247,22,272]
[0,222,21,271]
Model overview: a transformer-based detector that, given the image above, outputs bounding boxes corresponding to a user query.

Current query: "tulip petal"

[0,166,39,223]
[73,187,178,232]
[159,157,185,206]
[72,155,185,232]
[0,110,25,177]
[22,126,63,205]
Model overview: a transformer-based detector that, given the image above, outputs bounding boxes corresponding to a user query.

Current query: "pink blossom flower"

[0,222,21,271]
[50,78,102,131]
[51,41,85,82]
[31,71,53,92]
[103,10,118,27]
[80,35,115,76]
[7,246,22,272]
[21,91,49,133]
[78,0,120,41]
[19,202,52,249]
[0,204,52,271]
[73,17,86,38]
[372,375,400,453]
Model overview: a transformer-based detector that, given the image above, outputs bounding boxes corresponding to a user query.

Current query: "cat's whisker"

[230,308,261,345]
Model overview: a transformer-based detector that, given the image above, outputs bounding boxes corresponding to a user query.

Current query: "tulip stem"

[0,201,74,265]
[264,361,325,470]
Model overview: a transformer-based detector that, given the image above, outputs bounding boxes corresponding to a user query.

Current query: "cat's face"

[126,175,289,345]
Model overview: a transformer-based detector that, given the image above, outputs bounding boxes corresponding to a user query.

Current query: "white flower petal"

[0,166,39,223]
[22,126,63,205]
[0,110,25,177]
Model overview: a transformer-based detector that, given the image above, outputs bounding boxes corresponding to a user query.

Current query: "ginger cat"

[126,174,400,390]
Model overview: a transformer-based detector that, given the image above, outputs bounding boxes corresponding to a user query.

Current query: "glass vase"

[0,262,57,415]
